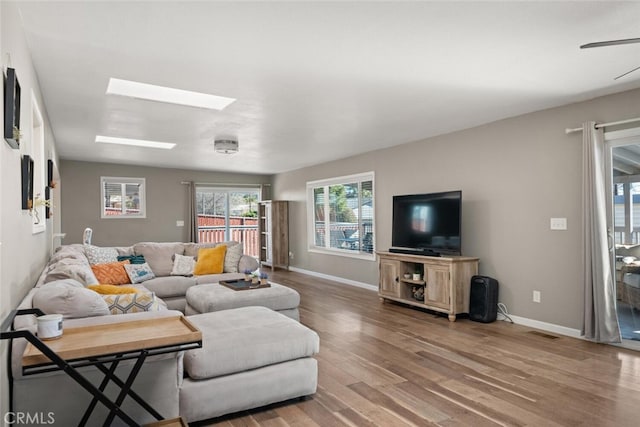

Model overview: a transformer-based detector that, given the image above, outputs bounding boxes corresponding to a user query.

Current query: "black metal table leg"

[102,350,148,427]
[93,362,164,421]
[79,357,122,427]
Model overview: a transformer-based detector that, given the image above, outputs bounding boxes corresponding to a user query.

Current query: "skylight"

[106,78,236,110]
[95,135,176,150]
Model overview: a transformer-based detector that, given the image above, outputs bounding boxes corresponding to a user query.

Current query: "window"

[195,186,261,257]
[307,172,375,259]
[100,177,146,219]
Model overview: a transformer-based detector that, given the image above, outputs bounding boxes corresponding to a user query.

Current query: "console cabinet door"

[424,265,450,309]
[379,259,400,297]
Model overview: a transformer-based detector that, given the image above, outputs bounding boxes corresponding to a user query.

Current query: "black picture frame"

[47,159,54,187]
[21,155,33,210]
[4,68,21,149]
[45,186,51,219]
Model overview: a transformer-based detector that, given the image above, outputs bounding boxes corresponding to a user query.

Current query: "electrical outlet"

[289,251,294,259]
[533,290,541,303]
[550,218,567,230]
[176,220,184,227]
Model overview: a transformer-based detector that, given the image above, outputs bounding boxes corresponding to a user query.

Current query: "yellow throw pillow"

[88,284,140,295]
[193,245,227,275]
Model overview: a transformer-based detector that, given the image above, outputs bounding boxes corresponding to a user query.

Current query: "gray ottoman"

[185,282,300,320]
[180,306,319,422]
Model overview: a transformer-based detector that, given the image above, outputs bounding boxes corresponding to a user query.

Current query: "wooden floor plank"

[200,270,640,426]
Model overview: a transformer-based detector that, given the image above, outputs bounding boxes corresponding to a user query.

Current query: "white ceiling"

[15,1,640,174]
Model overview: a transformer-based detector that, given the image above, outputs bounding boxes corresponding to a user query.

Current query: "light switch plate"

[176,220,184,227]
[550,218,567,230]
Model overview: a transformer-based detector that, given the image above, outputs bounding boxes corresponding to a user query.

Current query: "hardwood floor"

[199,270,640,426]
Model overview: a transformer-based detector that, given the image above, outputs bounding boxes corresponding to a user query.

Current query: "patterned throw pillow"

[193,245,227,275]
[117,255,146,264]
[102,292,161,315]
[222,242,243,273]
[91,260,131,285]
[84,245,119,265]
[124,262,156,284]
[171,254,196,276]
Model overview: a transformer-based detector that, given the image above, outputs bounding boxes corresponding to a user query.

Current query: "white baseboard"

[287,267,583,339]
[498,313,582,338]
[288,266,378,292]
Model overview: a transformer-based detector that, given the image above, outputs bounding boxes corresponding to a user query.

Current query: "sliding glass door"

[606,127,640,346]
[195,187,261,257]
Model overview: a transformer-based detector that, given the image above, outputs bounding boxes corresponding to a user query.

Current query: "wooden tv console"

[377,251,479,321]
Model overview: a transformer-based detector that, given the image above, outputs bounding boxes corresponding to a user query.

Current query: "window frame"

[100,176,146,219]
[306,171,375,261]
[194,185,262,242]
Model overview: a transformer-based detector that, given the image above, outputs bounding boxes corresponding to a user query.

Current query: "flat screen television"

[391,190,462,256]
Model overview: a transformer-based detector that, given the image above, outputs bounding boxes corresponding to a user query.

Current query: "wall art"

[4,67,21,149]
[21,155,33,210]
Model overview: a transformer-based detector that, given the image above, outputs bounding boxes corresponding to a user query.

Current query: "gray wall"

[273,87,640,331]
[60,160,271,246]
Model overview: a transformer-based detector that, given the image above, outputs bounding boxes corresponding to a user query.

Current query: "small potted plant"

[251,273,259,285]
[244,269,252,281]
[259,272,268,285]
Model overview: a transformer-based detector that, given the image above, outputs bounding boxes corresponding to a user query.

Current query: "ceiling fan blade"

[614,64,640,80]
[581,37,640,49]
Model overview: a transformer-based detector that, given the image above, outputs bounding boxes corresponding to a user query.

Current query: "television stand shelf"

[377,251,479,321]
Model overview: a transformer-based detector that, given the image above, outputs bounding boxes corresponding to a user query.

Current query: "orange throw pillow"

[193,245,227,275]
[91,260,131,285]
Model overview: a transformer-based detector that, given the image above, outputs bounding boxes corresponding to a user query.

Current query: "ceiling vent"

[214,139,239,154]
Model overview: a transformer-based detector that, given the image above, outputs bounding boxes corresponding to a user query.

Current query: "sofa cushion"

[124,262,156,284]
[84,245,119,265]
[141,276,197,298]
[114,246,135,257]
[195,272,244,285]
[49,246,87,264]
[91,260,131,285]
[33,279,110,319]
[184,241,249,273]
[44,261,99,286]
[193,246,226,275]
[186,282,300,313]
[171,254,195,276]
[101,292,163,315]
[184,307,319,380]
[223,242,243,273]
[134,242,185,276]
[238,255,259,274]
[183,242,217,258]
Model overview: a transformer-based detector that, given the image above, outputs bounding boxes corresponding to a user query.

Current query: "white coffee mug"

[37,314,63,340]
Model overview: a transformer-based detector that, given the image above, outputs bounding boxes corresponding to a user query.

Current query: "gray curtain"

[186,181,198,243]
[581,121,621,343]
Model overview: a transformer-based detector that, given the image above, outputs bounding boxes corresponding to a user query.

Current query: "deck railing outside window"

[197,215,259,258]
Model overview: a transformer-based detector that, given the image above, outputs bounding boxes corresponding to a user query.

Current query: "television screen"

[392,191,462,255]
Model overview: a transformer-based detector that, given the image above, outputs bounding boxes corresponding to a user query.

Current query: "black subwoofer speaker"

[469,275,499,323]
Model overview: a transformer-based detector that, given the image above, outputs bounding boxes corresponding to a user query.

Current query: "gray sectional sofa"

[10,242,319,425]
